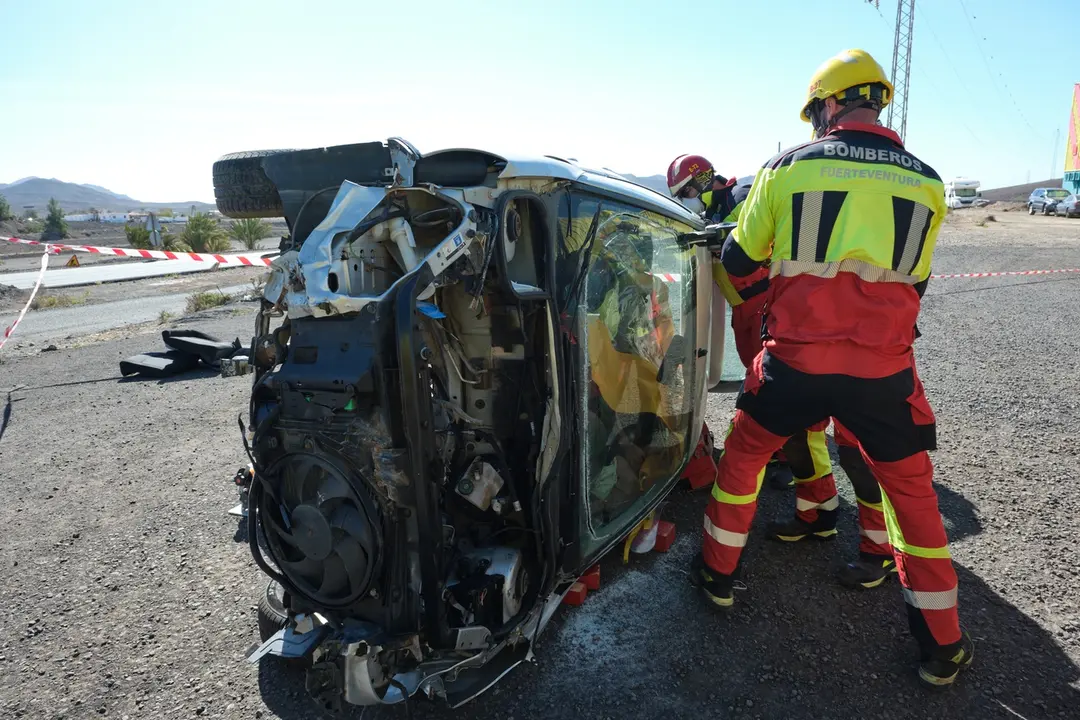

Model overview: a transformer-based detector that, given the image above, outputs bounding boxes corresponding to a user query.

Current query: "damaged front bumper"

[247,589,568,709]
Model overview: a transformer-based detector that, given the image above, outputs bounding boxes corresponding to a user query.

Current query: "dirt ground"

[0,266,269,315]
[0,210,1078,720]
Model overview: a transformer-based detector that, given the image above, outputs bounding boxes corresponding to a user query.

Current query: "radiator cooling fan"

[259,453,381,607]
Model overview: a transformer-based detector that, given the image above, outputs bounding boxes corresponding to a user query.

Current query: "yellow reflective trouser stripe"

[903,587,958,610]
[856,496,883,512]
[711,464,767,506]
[704,514,748,548]
[808,429,832,480]
[792,429,833,484]
[880,486,952,560]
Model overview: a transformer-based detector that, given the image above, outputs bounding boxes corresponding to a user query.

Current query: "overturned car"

[216,138,731,710]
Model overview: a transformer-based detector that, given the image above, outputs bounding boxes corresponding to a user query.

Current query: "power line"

[916,3,974,90]
[863,2,984,146]
[954,0,1046,143]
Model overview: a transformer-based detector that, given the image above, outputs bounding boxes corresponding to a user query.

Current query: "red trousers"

[731,300,889,556]
[702,351,960,655]
[832,420,892,558]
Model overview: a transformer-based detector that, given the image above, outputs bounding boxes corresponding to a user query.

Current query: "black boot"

[838,553,897,589]
[689,553,735,608]
[767,510,837,542]
[918,633,974,687]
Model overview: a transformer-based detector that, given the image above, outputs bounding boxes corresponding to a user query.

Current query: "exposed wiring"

[445,346,480,386]
[388,678,414,719]
[290,186,340,247]
[412,206,461,228]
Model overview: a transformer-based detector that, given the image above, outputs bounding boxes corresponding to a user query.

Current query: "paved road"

[1,259,222,289]
[9,284,250,346]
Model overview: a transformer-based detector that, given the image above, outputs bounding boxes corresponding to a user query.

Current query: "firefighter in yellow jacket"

[691,49,973,687]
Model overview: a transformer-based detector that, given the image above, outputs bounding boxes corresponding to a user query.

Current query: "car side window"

[557,192,699,542]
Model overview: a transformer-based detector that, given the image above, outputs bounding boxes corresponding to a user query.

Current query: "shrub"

[0,194,13,222]
[159,227,190,252]
[127,224,191,252]
[42,198,69,240]
[181,213,231,253]
[31,291,89,310]
[125,225,152,249]
[229,218,272,251]
[185,289,233,313]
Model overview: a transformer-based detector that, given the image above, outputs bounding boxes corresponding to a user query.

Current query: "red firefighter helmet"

[666,154,715,198]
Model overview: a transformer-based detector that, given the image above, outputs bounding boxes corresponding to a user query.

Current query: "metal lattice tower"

[886,0,916,141]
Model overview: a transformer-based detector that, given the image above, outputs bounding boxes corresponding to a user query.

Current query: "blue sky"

[1,0,1076,202]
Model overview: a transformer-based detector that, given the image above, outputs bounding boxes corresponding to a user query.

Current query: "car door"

[555,190,706,567]
[1033,189,1045,210]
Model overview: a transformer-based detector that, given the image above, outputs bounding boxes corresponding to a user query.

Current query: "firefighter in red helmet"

[666,154,741,223]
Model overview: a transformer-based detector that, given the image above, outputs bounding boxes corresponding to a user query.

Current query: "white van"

[944,178,983,209]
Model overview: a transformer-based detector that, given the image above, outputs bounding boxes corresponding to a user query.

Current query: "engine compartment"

[246,178,559,706]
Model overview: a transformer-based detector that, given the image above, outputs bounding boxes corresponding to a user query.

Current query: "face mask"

[680,196,705,215]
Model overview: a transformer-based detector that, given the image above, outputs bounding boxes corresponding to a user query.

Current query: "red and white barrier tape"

[1,235,275,267]
[1,250,50,352]
[658,269,1080,282]
[929,268,1080,279]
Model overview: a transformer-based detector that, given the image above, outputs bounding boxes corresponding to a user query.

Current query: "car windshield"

[1047,189,1070,199]
[954,188,977,197]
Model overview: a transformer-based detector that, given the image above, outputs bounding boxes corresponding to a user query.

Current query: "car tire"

[1028,204,1036,215]
[213,150,297,219]
[257,579,290,642]
[256,580,313,668]
[1042,204,1051,215]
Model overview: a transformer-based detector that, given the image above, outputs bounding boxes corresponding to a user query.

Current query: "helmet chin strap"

[811,98,874,138]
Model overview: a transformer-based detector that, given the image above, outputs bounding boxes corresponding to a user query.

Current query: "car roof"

[422,147,702,225]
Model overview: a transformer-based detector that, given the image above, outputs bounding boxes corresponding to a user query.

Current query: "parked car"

[1055,194,1080,218]
[1027,187,1071,215]
[214,138,730,711]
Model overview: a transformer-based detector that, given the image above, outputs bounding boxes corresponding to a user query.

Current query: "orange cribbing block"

[581,565,601,591]
[562,581,588,607]
[654,521,676,553]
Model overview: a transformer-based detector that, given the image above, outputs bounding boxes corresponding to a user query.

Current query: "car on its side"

[214,138,732,712]
[1027,187,1071,215]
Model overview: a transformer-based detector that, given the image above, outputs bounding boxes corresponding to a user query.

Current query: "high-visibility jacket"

[710,181,770,310]
[720,122,945,378]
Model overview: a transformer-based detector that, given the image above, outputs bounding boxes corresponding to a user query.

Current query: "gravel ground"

[0,212,1078,720]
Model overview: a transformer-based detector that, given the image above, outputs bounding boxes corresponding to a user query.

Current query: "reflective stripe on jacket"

[720,122,946,378]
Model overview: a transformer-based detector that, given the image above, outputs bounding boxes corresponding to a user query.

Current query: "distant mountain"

[78,183,138,203]
[620,173,669,195]
[0,177,213,213]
